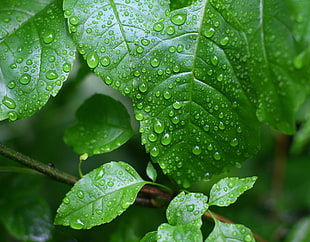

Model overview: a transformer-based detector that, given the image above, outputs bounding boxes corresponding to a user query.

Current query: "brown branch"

[0,143,78,185]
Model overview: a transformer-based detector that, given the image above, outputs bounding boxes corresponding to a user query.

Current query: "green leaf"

[286,216,310,242]
[64,94,136,156]
[0,174,52,242]
[205,218,254,242]
[158,223,203,242]
[63,0,308,186]
[0,0,75,121]
[140,231,158,242]
[54,161,147,229]
[146,162,157,182]
[208,177,257,207]
[166,192,208,226]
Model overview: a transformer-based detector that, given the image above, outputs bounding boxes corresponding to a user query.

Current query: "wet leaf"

[0,0,75,121]
[63,0,308,187]
[205,217,254,242]
[64,94,136,156]
[140,231,158,242]
[54,161,148,229]
[166,192,208,226]
[208,177,257,207]
[158,223,203,242]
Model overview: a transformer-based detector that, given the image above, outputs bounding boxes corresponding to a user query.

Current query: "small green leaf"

[64,94,136,156]
[205,218,254,242]
[54,161,147,229]
[140,231,158,242]
[0,0,75,121]
[166,192,208,226]
[208,177,257,207]
[286,216,310,242]
[146,162,157,182]
[158,223,203,242]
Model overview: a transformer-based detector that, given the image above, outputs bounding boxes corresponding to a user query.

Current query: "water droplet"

[213,152,221,160]
[95,209,103,215]
[172,101,182,109]
[150,57,160,67]
[100,56,110,67]
[63,63,71,72]
[168,46,176,53]
[150,147,159,157]
[192,146,201,155]
[43,30,55,44]
[2,96,16,109]
[107,181,114,187]
[228,182,234,188]
[87,51,99,68]
[204,27,215,38]
[211,55,219,66]
[70,218,84,230]
[186,204,195,212]
[203,124,210,132]
[171,14,187,26]
[166,26,175,35]
[230,138,238,147]
[46,70,58,80]
[161,133,172,145]
[7,81,16,89]
[171,116,180,124]
[135,112,144,120]
[153,22,164,32]
[148,133,157,142]
[8,111,17,121]
[244,234,253,242]
[19,74,31,84]
[220,36,229,46]
[139,83,148,92]
[141,39,150,46]
[69,16,79,25]
[163,91,171,99]
[154,120,164,134]
[77,190,84,198]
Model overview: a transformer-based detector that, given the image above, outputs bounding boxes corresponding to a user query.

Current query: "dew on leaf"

[230,138,238,147]
[139,83,148,92]
[69,16,79,25]
[63,63,71,73]
[161,133,172,145]
[43,30,55,44]
[77,190,84,199]
[95,209,103,215]
[2,96,16,109]
[186,204,195,212]
[171,14,187,26]
[107,181,114,187]
[166,26,175,35]
[87,51,99,68]
[46,70,58,80]
[168,46,176,53]
[135,112,144,120]
[204,27,215,38]
[220,36,229,46]
[7,81,16,89]
[70,218,84,230]
[150,147,159,157]
[19,74,31,85]
[244,234,253,241]
[150,57,160,67]
[153,22,164,32]
[136,46,144,53]
[211,55,219,66]
[213,152,221,160]
[192,146,201,155]
[148,133,157,142]
[63,197,70,204]
[154,120,164,134]
[104,76,113,85]
[100,56,110,67]
[141,39,150,46]
[172,101,182,109]
[163,91,171,99]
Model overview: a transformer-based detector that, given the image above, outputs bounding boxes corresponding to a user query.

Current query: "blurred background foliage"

[0,55,310,241]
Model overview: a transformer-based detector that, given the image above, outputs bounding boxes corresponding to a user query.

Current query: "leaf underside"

[62,0,309,186]
[0,0,75,121]
[54,161,147,229]
[64,94,135,156]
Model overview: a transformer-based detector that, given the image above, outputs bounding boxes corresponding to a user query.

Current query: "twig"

[0,143,78,185]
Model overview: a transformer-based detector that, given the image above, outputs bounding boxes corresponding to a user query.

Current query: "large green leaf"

[208,177,257,207]
[166,192,208,226]
[0,0,75,121]
[54,161,148,229]
[64,94,136,156]
[157,223,203,242]
[205,218,254,242]
[63,0,308,186]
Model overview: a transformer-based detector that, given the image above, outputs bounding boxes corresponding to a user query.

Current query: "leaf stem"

[0,143,78,185]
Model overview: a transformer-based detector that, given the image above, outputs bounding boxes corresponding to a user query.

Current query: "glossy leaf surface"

[166,192,208,226]
[64,94,135,156]
[0,0,75,121]
[140,231,158,242]
[208,176,257,207]
[146,161,157,182]
[63,0,308,187]
[205,218,254,242]
[54,161,147,229]
[158,223,203,242]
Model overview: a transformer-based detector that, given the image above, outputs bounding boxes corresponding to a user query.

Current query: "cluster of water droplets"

[0,3,75,121]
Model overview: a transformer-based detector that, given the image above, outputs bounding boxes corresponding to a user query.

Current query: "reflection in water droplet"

[7,81,16,89]
[100,56,110,67]
[204,27,215,38]
[230,138,238,147]
[166,26,175,35]
[150,57,160,67]
[154,120,164,134]
[150,147,159,157]
[77,190,84,198]
[46,70,58,80]
[171,14,187,26]
[43,30,55,44]
[153,22,164,32]
[213,152,221,160]
[63,63,71,72]
[19,74,31,84]
[87,51,99,68]
[70,218,84,230]
[220,36,229,46]
[192,146,201,155]
[161,133,172,145]
[2,96,16,109]
[69,16,79,25]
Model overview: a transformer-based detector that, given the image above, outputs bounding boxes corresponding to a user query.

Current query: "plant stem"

[0,143,78,185]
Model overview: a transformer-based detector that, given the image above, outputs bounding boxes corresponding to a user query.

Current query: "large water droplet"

[19,74,31,84]
[87,51,99,68]
[154,120,164,134]
[166,26,175,35]
[192,146,201,155]
[204,27,215,38]
[213,152,221,160]
[2,96,16,109]
[70,218,84,229]
[172,101,182,109]
[46,70,58,80]
[77,190,84,199]
[230,138,238,147]
[220,36,229,46]
[150,57,160,67]
[139,83,148,92]
[100,56,110,67]
[161,133,172,145]
[150,147,159,157]
[43,30,55,44]
[153,22,164,32]
[69,16,79,25]
[171,14,187,26]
